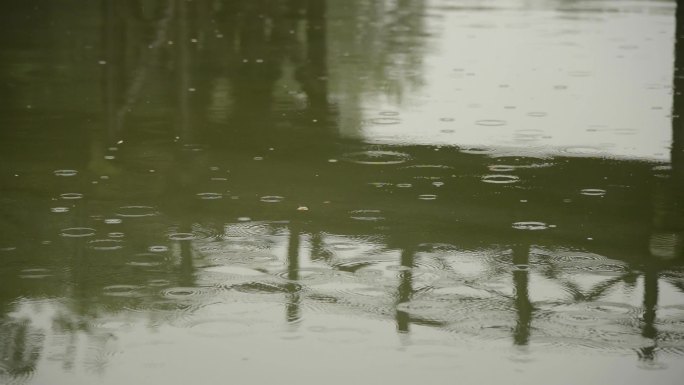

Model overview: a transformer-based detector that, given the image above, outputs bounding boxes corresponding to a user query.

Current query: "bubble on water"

[104,218,122,224]
[396,183,413,188]
[108,232,125,238]
[116,206,159,217]
[88,239,124,250]
[482,174,520,184]
[197,192,223,200]
[60,227,96,238]
[328,159,338,163]
[51,207,69,213]
[54,169,78,177]
[512,221,549,230]
[60,193,84,200]
[432,181,444,187]
[527,112,547,117]
[368,117,401,125]
[475,119,506,126]
[253,156,263,161]
[260,195,284,203]
[349,209,384,221]
[237,217,251,222]
[149,245,169,253]
[418,194,438,200]
[342,150,411,165]
[580,189,606,196]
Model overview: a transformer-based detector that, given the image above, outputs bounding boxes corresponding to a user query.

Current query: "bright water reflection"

[1,0,684,384]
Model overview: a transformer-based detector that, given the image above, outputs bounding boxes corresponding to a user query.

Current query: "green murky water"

[1,0,684,384]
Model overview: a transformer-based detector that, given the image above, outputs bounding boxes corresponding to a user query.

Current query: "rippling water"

[1,0,683,384]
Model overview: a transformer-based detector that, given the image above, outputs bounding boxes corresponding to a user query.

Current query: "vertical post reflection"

[396,247,414,333]
[286,222,302,323]
[512,244,532,346]
[175,0,192,140]
[639,268,659,361]
[303,0,328,114]
[674,0,684,176]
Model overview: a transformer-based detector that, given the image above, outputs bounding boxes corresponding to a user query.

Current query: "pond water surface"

[1,0,684,384]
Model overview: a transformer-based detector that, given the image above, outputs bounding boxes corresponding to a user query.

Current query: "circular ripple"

[60,227,96,238]
[54,169,78,177]
[127,253,165,267]
[224,221,271,238]
[341,150,411,165]
[460,147,494,155]
[527,112,547,117]
[102,285,142,297]
[149,245,168,252]
[88,239,124,250]
[197,192,223,200]
[51,207,69,213]
[580,188,606,196]
[116,206,158,218]
[260,195,284,203]
[349,209,384,221]
[475,119,506,126]
[368,117,401,125]
[231,281,301,294]
[168,232,195,241]
[162,286,216,299]
[379,111,399,117]
[482,174,520,184]
[561,146,603,156]
[60,193,83,200]
[418,194,437,200]
[488,165,516,172]
[512,221,549,230]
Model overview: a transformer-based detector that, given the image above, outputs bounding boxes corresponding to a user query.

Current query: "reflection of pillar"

[512,244,532,346]
[673,0,684,176]
[178,236,195,287]
[286,223,301,323]
[102,0,123,138]
[639,268,659,360]
[175,0,192,140]
[302,0,328,113]
[396,247,414,333]
[655,0,684,261]
[0,321,43,379]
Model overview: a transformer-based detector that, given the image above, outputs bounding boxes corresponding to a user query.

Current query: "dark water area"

[1,0,684,384]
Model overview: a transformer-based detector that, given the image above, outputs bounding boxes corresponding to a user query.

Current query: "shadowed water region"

[1,0,684,384]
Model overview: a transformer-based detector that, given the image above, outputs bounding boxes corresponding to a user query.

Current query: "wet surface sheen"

[1,0,684,384]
